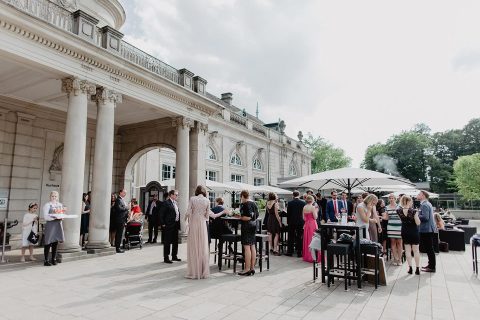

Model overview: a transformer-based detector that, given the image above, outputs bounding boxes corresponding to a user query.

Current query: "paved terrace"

[1,225,479,320]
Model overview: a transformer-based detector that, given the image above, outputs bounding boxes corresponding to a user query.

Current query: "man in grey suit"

[417,190,437,272]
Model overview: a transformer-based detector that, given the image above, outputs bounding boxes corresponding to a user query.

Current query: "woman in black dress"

[266,192,281,255]
[80,193,90,247]
[238,190,259,276]
[397,195,421,275]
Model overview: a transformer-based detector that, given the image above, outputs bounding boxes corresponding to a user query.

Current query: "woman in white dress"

[42,191,65,266]
[185,185,226,279]
[20,202,39,262]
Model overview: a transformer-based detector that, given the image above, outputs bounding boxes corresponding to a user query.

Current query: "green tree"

[303,134,352,173]
[463,118,480,155]
[385,130,432,182]
[361,143,389,171]
[454,153,480,200]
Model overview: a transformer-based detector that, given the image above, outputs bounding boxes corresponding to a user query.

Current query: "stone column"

[86,88,122,249]
[189,122,208,196]
[173,117,193,233]
[59,77,96,252]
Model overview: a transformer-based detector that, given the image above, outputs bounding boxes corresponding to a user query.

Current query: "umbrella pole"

[347,179,352,201]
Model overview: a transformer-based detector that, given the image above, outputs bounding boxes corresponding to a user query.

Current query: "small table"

[316,223,367,289]
[221,216,241,234]
[457,226,477,244]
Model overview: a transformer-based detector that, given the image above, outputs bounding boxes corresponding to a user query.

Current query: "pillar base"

[85,241,111,250]
[58,243,82,253]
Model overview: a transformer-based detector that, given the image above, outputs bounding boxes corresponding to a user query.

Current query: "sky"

[118,0,480,167]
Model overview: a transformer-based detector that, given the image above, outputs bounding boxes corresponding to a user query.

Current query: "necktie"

[343,200,347,212]
[334,200,338,215]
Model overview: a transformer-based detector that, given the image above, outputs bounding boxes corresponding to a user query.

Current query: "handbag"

[27,221,39,244]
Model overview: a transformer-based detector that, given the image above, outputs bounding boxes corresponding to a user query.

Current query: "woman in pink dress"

[185,185,226,279]
[302,195,321,263]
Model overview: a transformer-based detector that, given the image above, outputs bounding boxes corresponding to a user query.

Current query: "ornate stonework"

[0,18,218,116]
[61,77,96,96]
[49,143,63,173]
[53,0,77,11]
[92,87,123,105]
[172,117,194,129]
[198,122,208,134]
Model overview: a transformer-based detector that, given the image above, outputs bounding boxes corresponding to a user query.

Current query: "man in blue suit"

[326,191,344,222]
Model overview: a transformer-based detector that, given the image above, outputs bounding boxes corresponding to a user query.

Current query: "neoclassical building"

[0,0,311,252]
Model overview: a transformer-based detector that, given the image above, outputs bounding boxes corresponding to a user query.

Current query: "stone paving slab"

[1,224,479,320]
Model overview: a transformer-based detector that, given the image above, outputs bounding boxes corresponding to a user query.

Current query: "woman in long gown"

[185,185,226,279]
[302,195,321,263]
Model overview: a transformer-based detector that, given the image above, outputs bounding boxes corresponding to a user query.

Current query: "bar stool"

[255,233,270,272]
[361,244,380,289]
[327,243,353,291]
[218,234,242,273]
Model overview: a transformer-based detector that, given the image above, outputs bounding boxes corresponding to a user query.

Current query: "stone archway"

[115,117,177,193]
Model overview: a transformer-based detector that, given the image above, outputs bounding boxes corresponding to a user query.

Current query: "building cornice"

[0,4,221,117]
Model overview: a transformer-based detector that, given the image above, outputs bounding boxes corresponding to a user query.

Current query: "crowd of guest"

[17,182,441,280]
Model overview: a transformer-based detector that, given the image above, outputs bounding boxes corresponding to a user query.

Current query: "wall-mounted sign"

[0,198,8,209]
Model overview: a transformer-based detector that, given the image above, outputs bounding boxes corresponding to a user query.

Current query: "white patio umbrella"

[257,185,293,195]
[386,189,439,199]
[278,168,414,196]
[225,181,269,194]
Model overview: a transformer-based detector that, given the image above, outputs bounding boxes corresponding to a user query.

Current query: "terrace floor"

[1,222,479,320]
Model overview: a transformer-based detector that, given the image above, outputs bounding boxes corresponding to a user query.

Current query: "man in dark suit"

[340,192,353,216]
[159,189,181,263]
[113,188,129,253]
[326,191,344,222]
[286,190,305,257]
[145,193,162,243]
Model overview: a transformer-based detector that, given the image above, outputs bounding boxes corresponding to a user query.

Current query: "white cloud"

[119,0,480,166]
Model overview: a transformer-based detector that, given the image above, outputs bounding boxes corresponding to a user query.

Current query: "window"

[231,174,243,182]
[206,146,216,160]
[253,158,262,170]
[254,178,264,186]
[205,170,218,181]
[230,152,242,166]
[208,192,216,208]
[162,164,175,180]
[288,162,297,176]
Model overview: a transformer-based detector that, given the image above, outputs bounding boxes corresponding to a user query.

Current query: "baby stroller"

[123,219,144,250]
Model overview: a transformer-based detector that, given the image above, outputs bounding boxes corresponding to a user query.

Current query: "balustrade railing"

[3,0,73,32]
[119,41,179,83]
[2,0,181,84]
[230,113,247,127]
[252,123,266,136]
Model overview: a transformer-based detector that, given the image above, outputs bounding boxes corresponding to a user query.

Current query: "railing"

[1,0,181,84]
[230,113,247,127]
[2,0,73,32]
[252,123,266,136]
[119,41,180,84]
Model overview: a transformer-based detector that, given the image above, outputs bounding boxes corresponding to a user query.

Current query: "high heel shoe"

[407,266,413,274]
[238,270,252,276]
[415,267,420,275]
[250,269,255,275]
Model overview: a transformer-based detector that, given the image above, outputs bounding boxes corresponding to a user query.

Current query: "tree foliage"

[361,118,480,194]
[454,154,480,200]
[303,134,352,173]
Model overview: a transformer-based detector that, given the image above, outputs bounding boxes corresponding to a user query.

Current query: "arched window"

[253,158,262,170]
[206,146,216,160]
[230,152,242,166]
[288,161,298,176]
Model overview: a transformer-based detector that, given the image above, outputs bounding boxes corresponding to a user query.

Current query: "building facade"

[0,0,311,250]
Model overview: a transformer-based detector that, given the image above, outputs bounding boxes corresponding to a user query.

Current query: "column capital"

[192,121,208,134]
[61,77,96,96]
[172,116,194,129]
[92,87,123,105]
